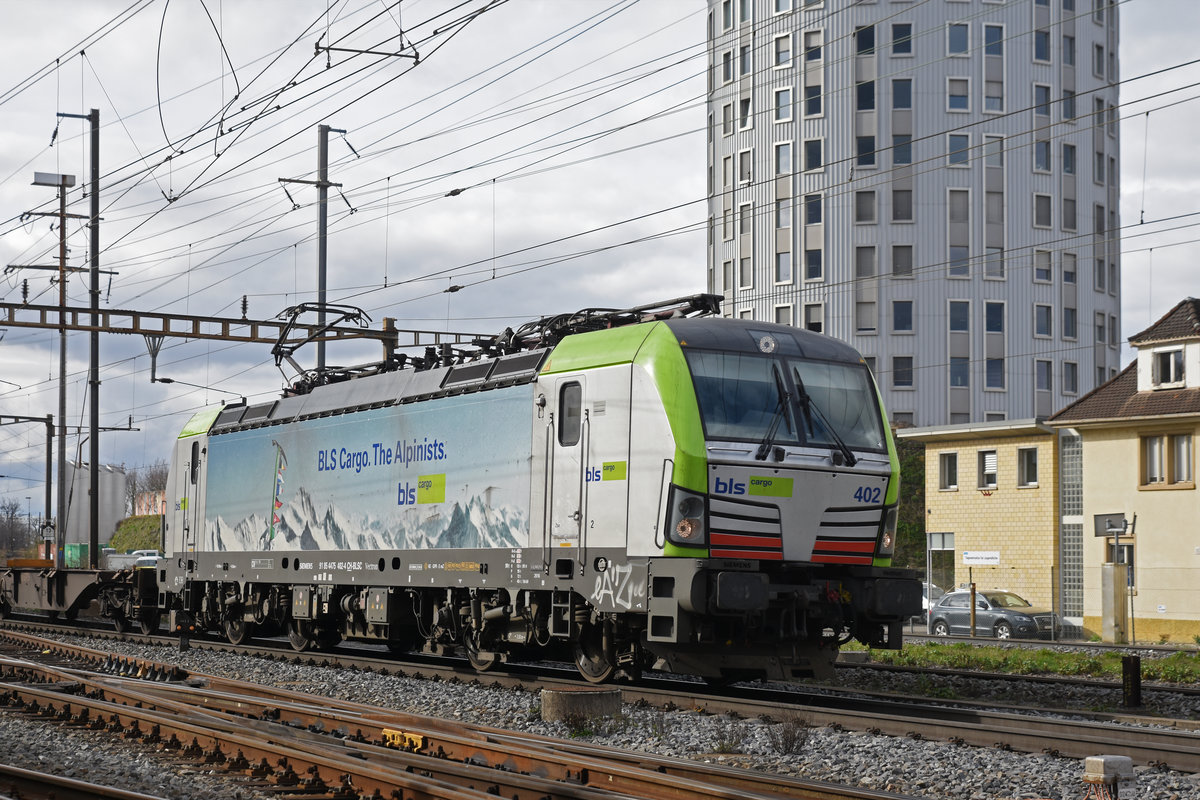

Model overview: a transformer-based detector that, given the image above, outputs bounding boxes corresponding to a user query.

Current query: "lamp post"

[32,171,75,569]
[25,497,31,553]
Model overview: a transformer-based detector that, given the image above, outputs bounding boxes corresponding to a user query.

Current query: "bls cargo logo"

[713,475,794,498]
[397,474,446,505]
[585,461,628,483]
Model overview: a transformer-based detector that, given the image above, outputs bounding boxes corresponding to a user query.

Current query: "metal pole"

[88,108,100,569]
[56,176,68,569]
[44,414,52,556]
[316,124,329,372]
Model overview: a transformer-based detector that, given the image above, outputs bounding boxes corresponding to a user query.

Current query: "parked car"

[928,589,1058,639]
[913,582,945,624]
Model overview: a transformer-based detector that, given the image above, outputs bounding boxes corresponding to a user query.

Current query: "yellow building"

[896,420,1062,617]
[1048,298,1200,643]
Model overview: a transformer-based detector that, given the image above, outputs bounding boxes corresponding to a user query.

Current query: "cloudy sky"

[0,0,1196,517]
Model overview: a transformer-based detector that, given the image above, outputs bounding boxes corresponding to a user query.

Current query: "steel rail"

[0,636,919,800]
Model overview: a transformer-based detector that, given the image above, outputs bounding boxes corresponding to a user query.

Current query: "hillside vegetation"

[109,515,162,553]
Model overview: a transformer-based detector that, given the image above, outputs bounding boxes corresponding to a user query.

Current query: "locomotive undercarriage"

[163,557,917,683]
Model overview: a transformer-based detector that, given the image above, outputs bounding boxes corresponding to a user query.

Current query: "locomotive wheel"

[224,617,253,646]
[112,614,129,634]
[463,632,498,673]
[573,621,616,683]
[64,606,79,621]
[138,610,161,636]
[315,626,342,651]
[287,620,314,652]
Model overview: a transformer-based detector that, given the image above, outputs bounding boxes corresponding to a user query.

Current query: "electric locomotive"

[3,295,922,682]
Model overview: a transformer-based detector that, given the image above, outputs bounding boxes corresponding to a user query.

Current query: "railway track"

[0,762,167,800]
[3,621,1199,777]
[0,628,921,800]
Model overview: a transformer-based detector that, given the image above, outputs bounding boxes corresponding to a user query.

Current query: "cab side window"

[558,382,582,446]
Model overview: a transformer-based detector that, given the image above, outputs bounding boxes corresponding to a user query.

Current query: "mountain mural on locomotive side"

[203,386,534,552]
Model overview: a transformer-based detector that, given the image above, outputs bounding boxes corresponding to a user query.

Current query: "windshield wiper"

[755,364,791,461]
[792,367,857,467]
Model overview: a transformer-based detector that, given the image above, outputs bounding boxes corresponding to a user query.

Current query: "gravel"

[4,634,1200,800]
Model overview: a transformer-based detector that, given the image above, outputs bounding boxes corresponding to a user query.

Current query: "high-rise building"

[706,0,1121,426]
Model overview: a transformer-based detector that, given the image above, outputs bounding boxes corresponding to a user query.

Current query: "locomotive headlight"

[665,485,708,547]
[877,505,899,556]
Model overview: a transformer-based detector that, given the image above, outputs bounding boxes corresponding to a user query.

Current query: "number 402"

[853,486,881,504]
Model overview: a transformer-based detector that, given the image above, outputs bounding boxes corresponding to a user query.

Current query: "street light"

[32,170,75,569]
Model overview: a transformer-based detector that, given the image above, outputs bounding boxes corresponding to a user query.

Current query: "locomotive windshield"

[686,350,885,453]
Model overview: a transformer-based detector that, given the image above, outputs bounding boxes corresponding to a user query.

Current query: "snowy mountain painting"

[203,387,534,553]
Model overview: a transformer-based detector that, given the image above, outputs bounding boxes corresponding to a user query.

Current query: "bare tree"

[125,459,170,516]
[0,498,28,557]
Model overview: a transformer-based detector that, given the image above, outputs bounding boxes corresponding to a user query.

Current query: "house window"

[1142,434,1194,486]
[775,88,792,122]
[986,358,1005,389]
[977,450,998,489]
[893,300,913,332]
[740,43,752,76]
[855,191,876,223]
[947,23,968,55]
[949,246,969,277]
[739,97,752,129]
[1034,140,1050,172]
[774,306,792,326]
[1034,84,1051,116]
[948,134,970,166]
[1036,359,1052,392]
[803,303,823,333]
[950,356,969,387]
[892,356,914,388]
[1064,361,1079,394]
[984,24,1002,56]
[893,135,913,165]
[1035,305,1052,337]
[803,139,822,171]
[774,34,791,67]
[1034,194,1052,228]
[804,85,821,116]
[738,202,753,236]
[1153,349,1185,387]
[1034,29,1050,62]
[804,248,822,280]
[776,198,792,230]
[776,142,792,175]
[804,31,822,61]
[856,80,875,111]
[1063,90,1076,120]
[985,301,1004,333]
[948,78,969,110]
[939,452,958,490]
[804,194,822,225]
[949,300,969,332]
[1018,447,1039,487]
[739,256,752,288]
[1063,307,1078,339]
[1063,35,1076,66]
[855,25,875,55]
[1034,250,1052,282]
[892,245,913,277]
[892,189,913,221]
[892,23,913,55]
[739,149,752,182]
[856,135,876,166]
[775,252,792,283]
[893,78,913,109]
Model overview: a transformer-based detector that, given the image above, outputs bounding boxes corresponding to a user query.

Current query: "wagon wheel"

[464,630,498,672]
[287,619,314,652]
[315,625,342,651]
[224,616,254,646]
[573,620,616,683]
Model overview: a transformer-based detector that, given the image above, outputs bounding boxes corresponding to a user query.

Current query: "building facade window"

[1018,447,1039,487]
[892,356,914,388]
[775,251,792,283]
[1152,348,1185,387]
[892,78,912,109]
[855,190,876,223]
[978,450,998,489]
[949,134,970,165]
[804,248,822,279]
[892,245,913,276]
[1064,361,1079,393]
[948,78,969,110]
[986,358,1005,389]
[939,452,959,490]
[804,194,822,225]
[892,188,913,221]
[774,34,791,66]
[1142,434,1194,487]
[950,356,969,387]
[856,135,876,166]
[775,88,792,122]
[893,300,913,332]
[949,300,970,332]
[803,303,823,332]
[804,85,821,116]
[892,23,913,55]
[893,134,912,165]
[947,23,968,55]
[803,139,822,171]
[1036,359,1052,392]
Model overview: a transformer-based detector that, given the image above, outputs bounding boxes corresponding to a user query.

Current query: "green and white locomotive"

[159,295,921,682]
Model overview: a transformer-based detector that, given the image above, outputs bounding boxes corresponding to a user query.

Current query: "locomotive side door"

[548,377,586,553]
